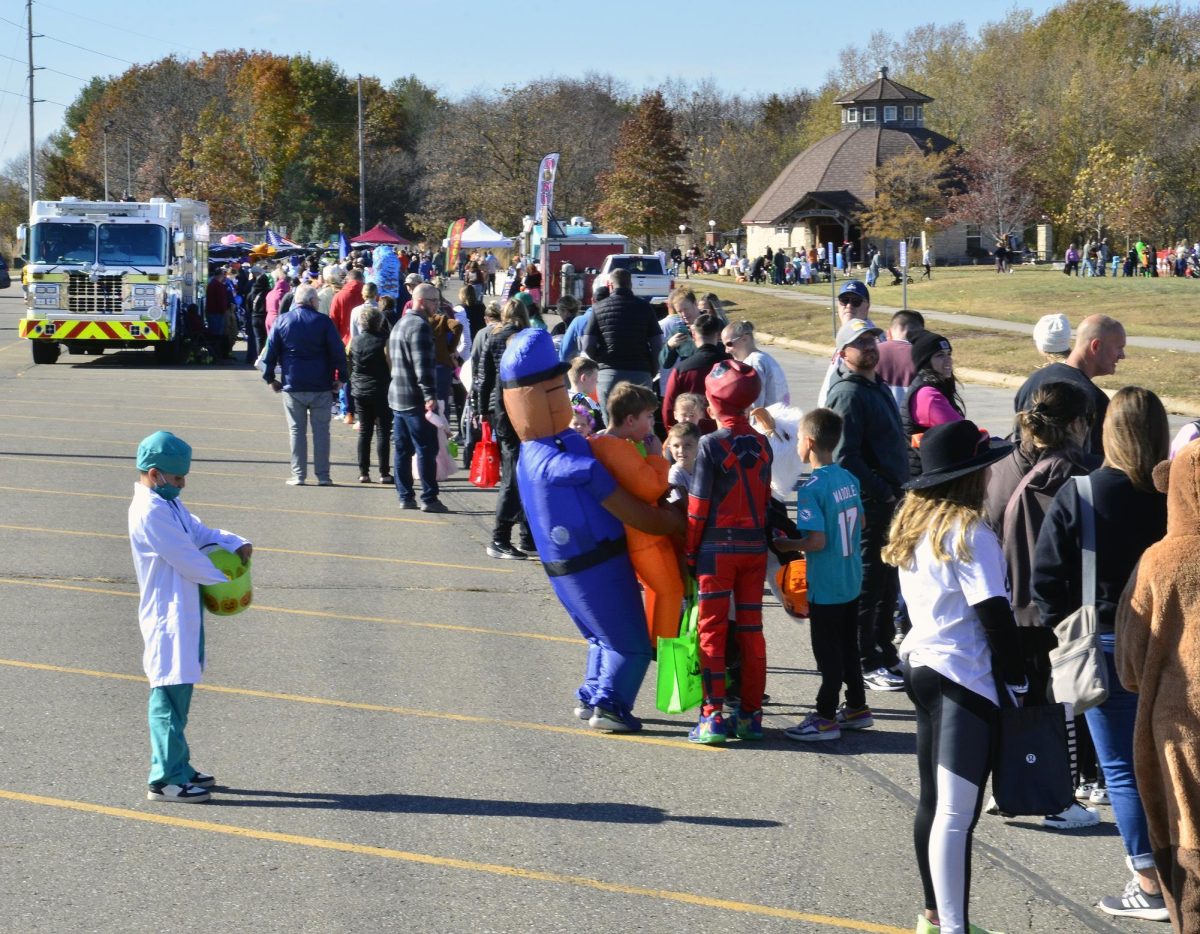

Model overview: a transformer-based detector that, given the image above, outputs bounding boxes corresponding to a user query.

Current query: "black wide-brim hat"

[904,419,1013,490]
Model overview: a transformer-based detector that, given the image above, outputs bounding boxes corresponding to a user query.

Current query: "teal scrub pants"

[147,621,204,786]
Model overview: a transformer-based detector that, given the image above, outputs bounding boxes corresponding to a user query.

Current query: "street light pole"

[125,137,131,198]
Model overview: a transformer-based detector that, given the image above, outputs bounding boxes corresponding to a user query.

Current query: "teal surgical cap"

[136,431,192,475]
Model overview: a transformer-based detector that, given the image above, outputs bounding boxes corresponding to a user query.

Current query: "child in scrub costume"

[128,431,252,803]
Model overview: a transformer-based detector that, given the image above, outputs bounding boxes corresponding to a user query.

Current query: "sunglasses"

[839,295,864,307]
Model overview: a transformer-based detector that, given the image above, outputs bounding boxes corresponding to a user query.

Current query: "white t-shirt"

[898,518,1008,704]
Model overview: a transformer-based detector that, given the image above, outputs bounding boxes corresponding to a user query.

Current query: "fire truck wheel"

[31,341,59,365]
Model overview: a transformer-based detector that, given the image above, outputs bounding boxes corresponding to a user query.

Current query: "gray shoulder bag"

[1048,474,1110,713]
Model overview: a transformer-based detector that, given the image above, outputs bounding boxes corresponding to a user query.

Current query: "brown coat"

[1117,440,1200,932]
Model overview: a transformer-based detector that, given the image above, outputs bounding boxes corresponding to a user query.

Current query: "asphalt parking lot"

[0,290,1126,933]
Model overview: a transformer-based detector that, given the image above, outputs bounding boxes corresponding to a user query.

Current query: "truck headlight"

[123,283,163,309]
[32,282,61,308]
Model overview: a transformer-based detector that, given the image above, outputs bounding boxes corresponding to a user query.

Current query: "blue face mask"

[153,482,182,501]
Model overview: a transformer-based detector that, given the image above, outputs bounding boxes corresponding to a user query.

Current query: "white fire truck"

[17,197,209,364]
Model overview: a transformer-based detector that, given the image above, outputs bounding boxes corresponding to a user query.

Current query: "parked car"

[0,254,10,290]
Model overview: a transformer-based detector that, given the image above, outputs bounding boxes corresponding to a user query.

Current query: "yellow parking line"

[0,525,512,574]
[0,788,902,931]
[0,658,707,752]
[0,432,282,457]
[0,486,444,526]
[0,578,582,645]
[5,397,281,419]
[0,453,335,483]
[0,413,275,434]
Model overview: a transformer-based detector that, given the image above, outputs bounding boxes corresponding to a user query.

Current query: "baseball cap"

[838,280,870,302]
[1033,313,1071,354]
[835,319,883,351]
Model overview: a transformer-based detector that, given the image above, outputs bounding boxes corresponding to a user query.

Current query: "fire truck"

[17,197,209,364]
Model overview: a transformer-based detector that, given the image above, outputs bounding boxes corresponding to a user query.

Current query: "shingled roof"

[742,125,955,226]
[835,66,932,105]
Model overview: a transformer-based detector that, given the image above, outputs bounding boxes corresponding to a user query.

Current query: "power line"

[0,12,135,66]
[35,1,203,54]
[0,50,86,81]
[0,86,66,106]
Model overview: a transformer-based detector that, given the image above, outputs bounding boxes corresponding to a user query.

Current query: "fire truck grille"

[66,274,123,314]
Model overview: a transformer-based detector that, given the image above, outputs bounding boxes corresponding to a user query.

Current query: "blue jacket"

[262,304,348,393]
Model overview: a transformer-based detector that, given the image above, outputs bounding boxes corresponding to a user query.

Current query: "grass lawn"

[698,283,1200,412]
[694,264,1196,340]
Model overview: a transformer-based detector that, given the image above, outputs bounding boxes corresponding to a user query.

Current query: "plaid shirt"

[387,312,436,413]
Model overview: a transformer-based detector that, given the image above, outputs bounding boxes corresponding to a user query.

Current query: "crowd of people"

[154,242,1200,933]
[1060,237,1200,278]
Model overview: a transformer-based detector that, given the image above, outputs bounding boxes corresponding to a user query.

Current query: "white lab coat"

[128,484,249,687]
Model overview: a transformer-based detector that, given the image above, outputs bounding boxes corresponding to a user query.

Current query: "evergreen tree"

[595,91,699,250]
[290,215,306,244]
[310,214,327,245]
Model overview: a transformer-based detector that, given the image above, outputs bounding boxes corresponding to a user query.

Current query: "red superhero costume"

[686,360,773,740]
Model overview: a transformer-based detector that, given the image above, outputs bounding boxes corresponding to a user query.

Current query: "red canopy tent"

[351,223,411,246]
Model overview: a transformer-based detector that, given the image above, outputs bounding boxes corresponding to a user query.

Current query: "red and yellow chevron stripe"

[19,320,169,341]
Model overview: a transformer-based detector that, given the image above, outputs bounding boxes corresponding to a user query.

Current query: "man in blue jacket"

[262,283,348,486]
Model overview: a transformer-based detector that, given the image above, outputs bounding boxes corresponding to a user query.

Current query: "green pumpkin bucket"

[200,547,252,616]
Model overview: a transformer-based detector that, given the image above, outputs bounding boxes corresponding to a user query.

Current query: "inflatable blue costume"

[500,329,682,732]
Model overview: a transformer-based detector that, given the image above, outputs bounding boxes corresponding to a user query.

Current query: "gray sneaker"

[1098,877,1170,921]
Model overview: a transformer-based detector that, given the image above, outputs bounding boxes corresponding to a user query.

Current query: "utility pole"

[356,74,366,235]
[102,120,113,200]
[26,0,37,211]
[125,137,131,198]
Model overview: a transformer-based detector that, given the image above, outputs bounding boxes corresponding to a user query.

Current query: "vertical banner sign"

[535,153,560,220]
[899,239,909,310]
[446,217,467,274]
[827,242,837,338]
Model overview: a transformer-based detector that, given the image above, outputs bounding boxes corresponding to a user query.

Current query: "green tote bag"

[655,579,703,714]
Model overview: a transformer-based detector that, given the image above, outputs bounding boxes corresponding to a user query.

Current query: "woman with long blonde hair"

[1032,387,1170,920]
[882,420,1025,934]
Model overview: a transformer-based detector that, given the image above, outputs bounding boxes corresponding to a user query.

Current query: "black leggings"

[907,665,995,933]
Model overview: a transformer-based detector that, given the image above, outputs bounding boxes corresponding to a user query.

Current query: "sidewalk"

[698,275,1200,354]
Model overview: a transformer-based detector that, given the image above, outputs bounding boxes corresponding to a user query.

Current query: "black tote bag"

[990,673,1075,816]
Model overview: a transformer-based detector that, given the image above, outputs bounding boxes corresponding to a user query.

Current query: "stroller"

[887,264,912,285]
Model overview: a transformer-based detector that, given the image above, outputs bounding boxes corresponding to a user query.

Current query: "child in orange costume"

[589,382,685,644]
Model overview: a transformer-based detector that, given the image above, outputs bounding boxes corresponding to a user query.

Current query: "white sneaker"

[1090,786,1110,805]
[147,782,210,803]
[863,667,905,691]
[1041,802,1099,829]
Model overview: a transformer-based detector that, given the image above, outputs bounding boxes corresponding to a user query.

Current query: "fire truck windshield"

[30,222,96,265]
[30,222,168,267]
[98,224,167,266]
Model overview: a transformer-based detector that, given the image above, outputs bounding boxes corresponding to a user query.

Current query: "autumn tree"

[857,147,952,242]
[1057,140,1164,243]
[945,103,1044,243]
[408,76,625,241]
[595,91,699,250]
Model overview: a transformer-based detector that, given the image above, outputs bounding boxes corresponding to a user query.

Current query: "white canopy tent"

[458,219,514,249]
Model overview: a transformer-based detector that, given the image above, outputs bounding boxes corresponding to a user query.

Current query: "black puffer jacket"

[348,331,391,400]
[474,323,524,421]
[901,372,964,477]
[581,288,662,374]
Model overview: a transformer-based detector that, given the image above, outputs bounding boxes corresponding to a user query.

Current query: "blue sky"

[0,0,1101,173]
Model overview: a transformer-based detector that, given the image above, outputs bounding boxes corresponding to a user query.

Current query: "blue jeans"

[1084,643,1154,869]
[392,409,438,504]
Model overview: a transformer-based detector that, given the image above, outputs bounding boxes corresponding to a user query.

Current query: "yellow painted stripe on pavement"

[0,452,332,482]
[0,788,902,931]
[0,658,706,752]
[0,578,583,645]
[5,397,281,419]
[0,413,274,434]
[0,525,511,574]
[0,431,283,458]
[0,486,444,526]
